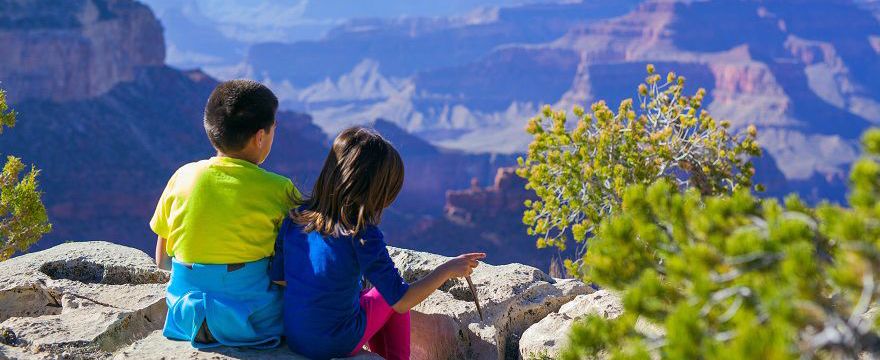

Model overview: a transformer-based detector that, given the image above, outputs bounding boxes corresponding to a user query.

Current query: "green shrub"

[517,64,760,278]
[561,129,880,359]
[0,88,51,260]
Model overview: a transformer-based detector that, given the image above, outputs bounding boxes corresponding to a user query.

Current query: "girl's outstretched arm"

[391,253,486,313]
[155,236,172,270]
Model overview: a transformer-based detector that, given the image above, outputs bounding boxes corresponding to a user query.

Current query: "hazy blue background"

[1,0,879,269]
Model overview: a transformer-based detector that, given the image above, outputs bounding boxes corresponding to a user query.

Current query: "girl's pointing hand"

[441,253,486,278]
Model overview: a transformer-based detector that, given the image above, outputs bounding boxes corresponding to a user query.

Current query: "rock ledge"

[0,242,598,360]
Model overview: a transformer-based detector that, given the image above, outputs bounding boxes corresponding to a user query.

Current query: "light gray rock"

[0,241,169,359]
[388,247,592,360]
[114,330,382,360]
[0,343,34,359]
[518,290,664,360]
[518,290,621,359]
[0,241,388,359]
[0,242,591,360]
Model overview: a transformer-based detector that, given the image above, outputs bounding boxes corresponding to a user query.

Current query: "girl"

[270,126,485,360]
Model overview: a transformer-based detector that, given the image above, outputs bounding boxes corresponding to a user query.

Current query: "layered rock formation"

[0,0,165,102]
[387,167,569,270]
[245,1,641,88]
[371,119,517,215]
[232,0,880,202]
[445,168,532,225]
[0,242,596,360]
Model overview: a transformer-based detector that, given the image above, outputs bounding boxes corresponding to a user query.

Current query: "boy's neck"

[216,150,261,165]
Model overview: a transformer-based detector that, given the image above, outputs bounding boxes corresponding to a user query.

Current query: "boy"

[150,79,298,349]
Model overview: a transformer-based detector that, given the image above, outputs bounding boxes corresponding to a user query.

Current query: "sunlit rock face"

[0,0,165,102]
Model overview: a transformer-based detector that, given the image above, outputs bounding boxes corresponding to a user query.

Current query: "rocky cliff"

[0,0,165,102]
[445,168,533,223]
[0,242,598,360]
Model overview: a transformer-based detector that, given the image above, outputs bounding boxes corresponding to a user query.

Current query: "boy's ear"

[254,128,266,148]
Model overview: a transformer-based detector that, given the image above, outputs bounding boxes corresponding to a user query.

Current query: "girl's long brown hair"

[292,126,404,237]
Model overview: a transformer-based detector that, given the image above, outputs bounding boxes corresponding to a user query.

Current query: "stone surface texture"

[388,247,592,360]
[0,241,169,359]
[113,331,382,360]
[0,242,600,359]
[519,290,665,360]
[518,290,623,359]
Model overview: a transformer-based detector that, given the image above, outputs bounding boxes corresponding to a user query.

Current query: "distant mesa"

[237,0,880,199]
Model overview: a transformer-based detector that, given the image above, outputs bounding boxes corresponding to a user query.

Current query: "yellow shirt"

[149,156,299,264]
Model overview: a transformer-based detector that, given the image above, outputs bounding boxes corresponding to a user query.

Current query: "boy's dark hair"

[292,126,405,237]
[203,79,278,152]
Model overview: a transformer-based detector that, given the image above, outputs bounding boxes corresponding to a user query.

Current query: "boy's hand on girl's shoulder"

[441,253,486,278]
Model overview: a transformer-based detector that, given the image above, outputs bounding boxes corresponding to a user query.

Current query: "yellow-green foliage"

[517,65,760,277]
[0,89,50,260]
[563,129,880,359]
[0,89,14,133]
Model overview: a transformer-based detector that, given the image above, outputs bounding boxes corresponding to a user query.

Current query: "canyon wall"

[0,0,165,102]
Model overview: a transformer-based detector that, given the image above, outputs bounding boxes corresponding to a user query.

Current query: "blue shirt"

[269,218,410,360]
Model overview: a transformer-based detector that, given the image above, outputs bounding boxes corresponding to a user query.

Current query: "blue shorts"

[163,257,283,349]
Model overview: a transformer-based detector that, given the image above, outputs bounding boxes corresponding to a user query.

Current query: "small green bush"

[0,88,51,260]
[517,64,760,278]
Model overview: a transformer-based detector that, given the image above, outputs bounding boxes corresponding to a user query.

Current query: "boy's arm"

[269,218,288,286]
[151,170,178,271]
[155,236,172,270]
